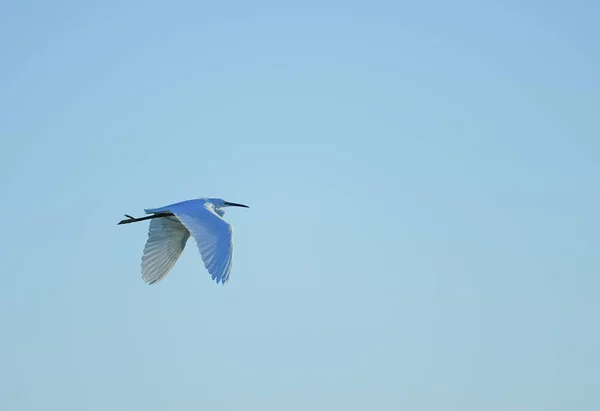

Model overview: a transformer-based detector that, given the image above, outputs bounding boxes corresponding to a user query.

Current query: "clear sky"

[1,1,598,410]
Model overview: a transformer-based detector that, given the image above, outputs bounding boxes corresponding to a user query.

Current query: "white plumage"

[119,198,249,285]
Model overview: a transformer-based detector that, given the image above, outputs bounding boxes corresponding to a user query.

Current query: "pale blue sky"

[1,1,598,410]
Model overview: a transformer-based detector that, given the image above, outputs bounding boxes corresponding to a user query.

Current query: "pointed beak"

[224,201,249,208]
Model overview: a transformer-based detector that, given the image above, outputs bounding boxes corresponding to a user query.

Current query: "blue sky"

[0,1,598,410]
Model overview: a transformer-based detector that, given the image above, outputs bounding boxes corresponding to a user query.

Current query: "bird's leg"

[117,212,175,225]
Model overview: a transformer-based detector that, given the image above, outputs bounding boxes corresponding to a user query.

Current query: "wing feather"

[141,216,190,285]
[165,201,235,284]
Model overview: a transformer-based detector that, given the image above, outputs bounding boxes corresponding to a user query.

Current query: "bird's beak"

[224,201,249,208]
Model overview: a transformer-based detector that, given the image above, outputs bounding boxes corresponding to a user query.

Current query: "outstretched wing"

[160,200,234,284]
[141,216,191,285]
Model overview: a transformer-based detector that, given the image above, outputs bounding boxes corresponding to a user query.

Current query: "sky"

[0,1,598,410]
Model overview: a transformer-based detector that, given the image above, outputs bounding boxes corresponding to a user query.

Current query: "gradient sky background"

[0,1,598,410]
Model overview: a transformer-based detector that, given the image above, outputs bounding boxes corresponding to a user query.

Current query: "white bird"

[118,198,249,285]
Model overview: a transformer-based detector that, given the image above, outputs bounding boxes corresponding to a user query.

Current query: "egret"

[118,198,249,285]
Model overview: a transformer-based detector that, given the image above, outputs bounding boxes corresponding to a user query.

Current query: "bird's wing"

[165,201,234,284]
[141,216,191,285]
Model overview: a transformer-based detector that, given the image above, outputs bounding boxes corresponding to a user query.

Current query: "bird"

[118,198,249,285]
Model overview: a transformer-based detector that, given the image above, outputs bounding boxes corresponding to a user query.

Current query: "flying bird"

[118,198,249,285]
